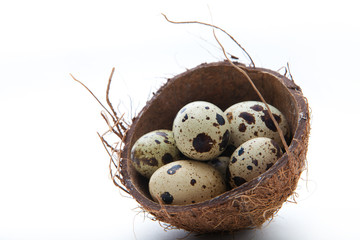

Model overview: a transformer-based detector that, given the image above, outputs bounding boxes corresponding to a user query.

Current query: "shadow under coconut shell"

[154,229,258,240]
[141,220,289,240]
[191,230,256,240]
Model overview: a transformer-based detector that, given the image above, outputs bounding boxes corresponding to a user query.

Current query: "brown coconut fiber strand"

[72,20,310,233]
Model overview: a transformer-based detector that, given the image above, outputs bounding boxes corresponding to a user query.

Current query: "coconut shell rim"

[121,61,309,213]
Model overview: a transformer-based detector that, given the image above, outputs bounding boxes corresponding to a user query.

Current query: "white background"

[1,0,359,239]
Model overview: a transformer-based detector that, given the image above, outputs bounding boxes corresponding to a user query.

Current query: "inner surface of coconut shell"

[120,61,310,233]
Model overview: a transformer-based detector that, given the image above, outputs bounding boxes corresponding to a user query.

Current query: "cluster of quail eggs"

[130,101,289,205]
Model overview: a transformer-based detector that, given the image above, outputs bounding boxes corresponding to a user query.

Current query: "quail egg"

[224,101,289,148]
[172,101,230,161]
[228,137,282,188]
[149,160,226,205]
[130,129,181,178]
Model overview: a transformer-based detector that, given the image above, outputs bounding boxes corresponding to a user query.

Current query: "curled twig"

[162,13,255,67]
[70,73,114,120]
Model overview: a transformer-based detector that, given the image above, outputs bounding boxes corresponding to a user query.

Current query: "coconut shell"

[117,61,310,233]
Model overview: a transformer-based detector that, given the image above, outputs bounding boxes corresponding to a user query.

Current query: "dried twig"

[105,68,123,135]
[70,73,114,119]
[212,29,291,158]
[161,13,255,67]
[71,70,130,195]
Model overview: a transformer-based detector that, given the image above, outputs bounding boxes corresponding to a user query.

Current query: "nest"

[104,60,310,233]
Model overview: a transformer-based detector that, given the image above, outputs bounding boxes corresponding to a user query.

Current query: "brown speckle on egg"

[226,112,233,123]
[252,159,258,166]
[192,133,215,153]
[133,153,158,167]
[239,123,246,132]
[190,179,197,186]
[250,104,264,111]
[156,131,169,139]
[216,113,226,125]
[239,112,255,124]
[260,110,281,132]
[146,158,158,166]
[161,192,174,204]
[238,147,244,156]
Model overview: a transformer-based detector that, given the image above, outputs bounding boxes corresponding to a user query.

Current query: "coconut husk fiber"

[106,60,310,233]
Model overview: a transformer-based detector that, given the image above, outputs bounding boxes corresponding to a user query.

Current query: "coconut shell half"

[117,61,310,233]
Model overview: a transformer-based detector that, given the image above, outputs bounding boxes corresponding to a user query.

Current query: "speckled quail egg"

[149,160,226,205]
[207,156,230,179]
[130,129,181,178]
[228,137,282,188]
[172,101,230,161]
[224,101,289,148]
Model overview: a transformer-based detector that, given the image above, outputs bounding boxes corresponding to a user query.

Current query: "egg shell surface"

[172,101,230,161]
[229,137,282,188]
[130,129,180,178]
[149,160,227,205]
[224,101,289,148]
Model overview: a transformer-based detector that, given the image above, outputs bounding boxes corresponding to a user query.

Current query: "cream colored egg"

[130,129,181,178]
[224,101,289,148]
[229,137,282,188]
[172,101,230,161]
[149,160,226,205]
